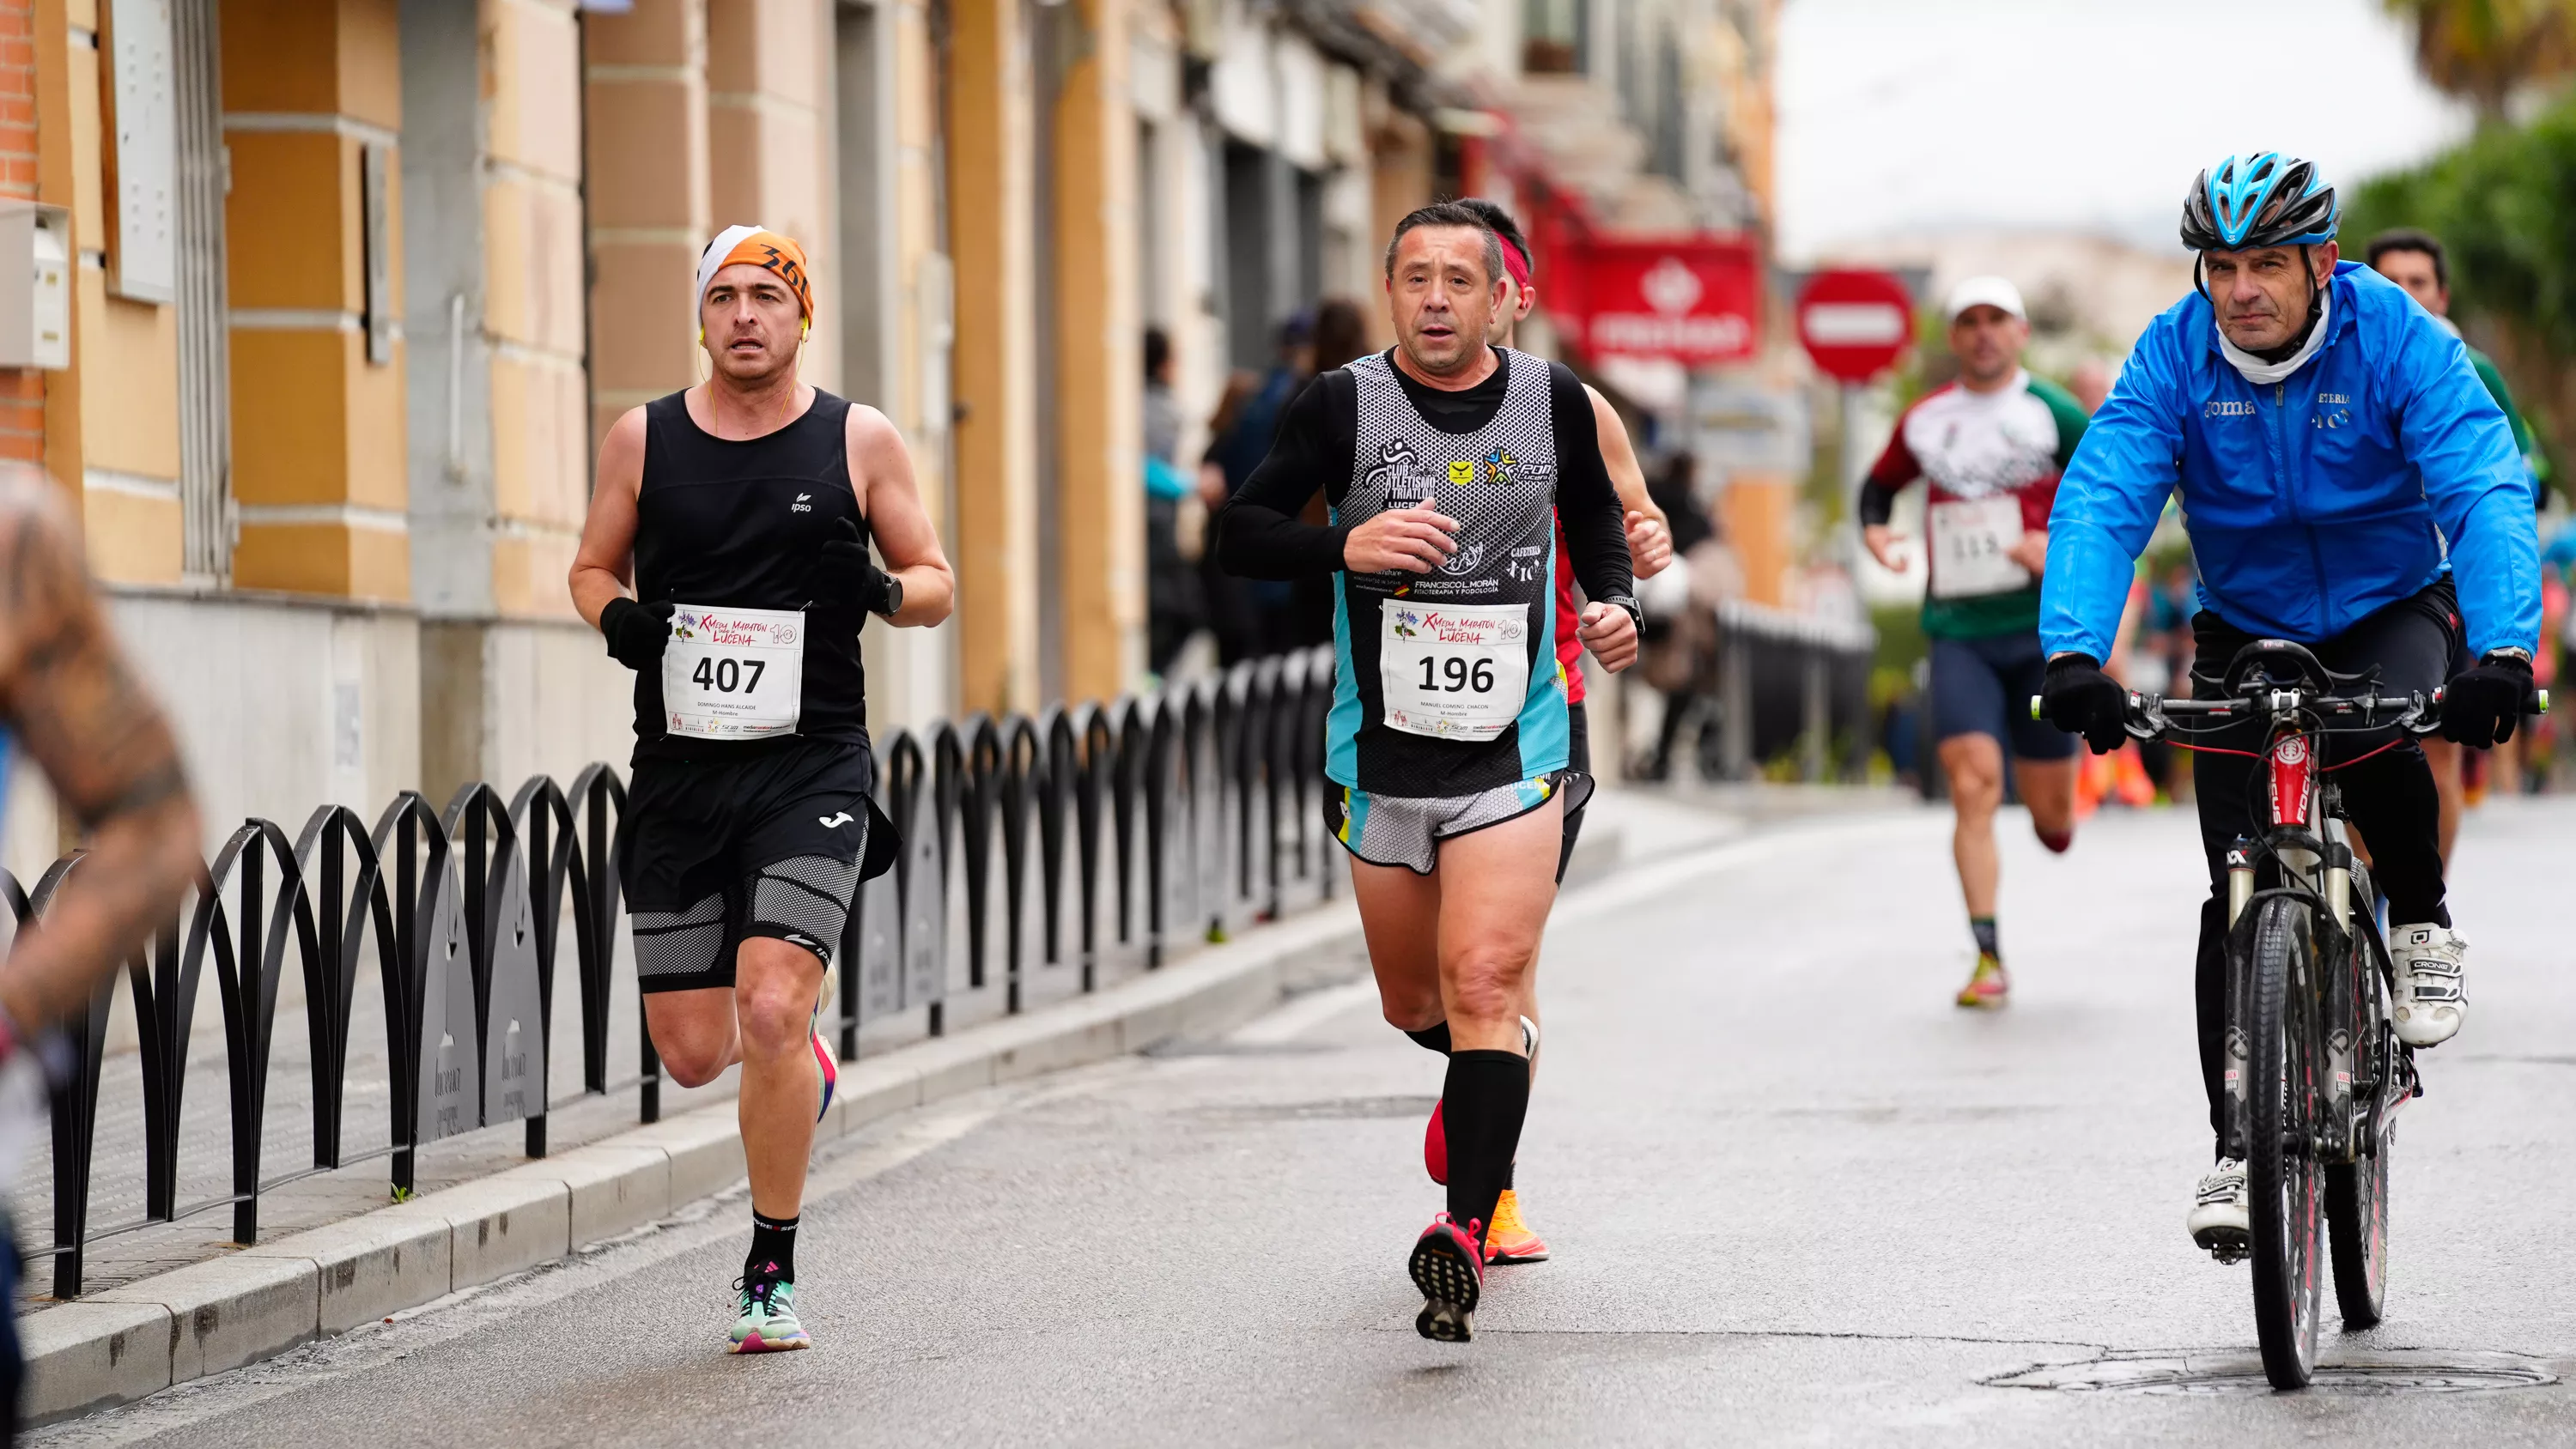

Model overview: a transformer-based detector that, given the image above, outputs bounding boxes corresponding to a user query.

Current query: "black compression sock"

[1970,916,2000,960]
[1442,1049,1531,1244]
[747,1210,799,1283]
[1404,1022,1453,1056]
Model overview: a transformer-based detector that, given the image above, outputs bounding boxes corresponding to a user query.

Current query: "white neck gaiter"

[2216,288,2332,386]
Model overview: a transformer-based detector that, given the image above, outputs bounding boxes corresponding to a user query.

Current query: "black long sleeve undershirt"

[1215,350,1633,604]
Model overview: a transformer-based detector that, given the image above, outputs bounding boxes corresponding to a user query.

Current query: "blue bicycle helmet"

[2180,153,2339,252]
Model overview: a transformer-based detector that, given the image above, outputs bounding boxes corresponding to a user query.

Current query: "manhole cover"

[1989,1350,2556,1396]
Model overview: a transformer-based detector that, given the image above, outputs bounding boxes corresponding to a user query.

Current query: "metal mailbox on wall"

[0,206,69,370]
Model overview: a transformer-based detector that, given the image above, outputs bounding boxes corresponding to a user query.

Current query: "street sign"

[1795,269,1915,383]
[1546,236,1761,367]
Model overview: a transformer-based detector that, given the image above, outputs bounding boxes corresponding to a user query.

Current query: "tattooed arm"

[0,475,200,1035]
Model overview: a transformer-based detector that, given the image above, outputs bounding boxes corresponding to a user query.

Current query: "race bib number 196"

[662,604,805,740]
[1379,602,1529,741]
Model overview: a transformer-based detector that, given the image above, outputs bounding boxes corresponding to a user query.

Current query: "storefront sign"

[1548,236,1761,367]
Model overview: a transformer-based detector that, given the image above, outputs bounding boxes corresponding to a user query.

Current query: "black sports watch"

[874,573,904,618]
[1600,592,1643,635]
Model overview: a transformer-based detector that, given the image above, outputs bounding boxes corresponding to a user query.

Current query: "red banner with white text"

[1543,236,1763,367]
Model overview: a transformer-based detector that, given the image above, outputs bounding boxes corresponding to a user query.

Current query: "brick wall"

[0,0,36,465]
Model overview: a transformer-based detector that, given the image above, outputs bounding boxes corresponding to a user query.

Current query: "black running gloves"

[818,518,899,616]
[2440,651,2540,747]
[599,597,676,671]
[2040,652,2129,755]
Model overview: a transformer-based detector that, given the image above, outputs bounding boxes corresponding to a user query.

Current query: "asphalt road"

[38,796,2576,1448]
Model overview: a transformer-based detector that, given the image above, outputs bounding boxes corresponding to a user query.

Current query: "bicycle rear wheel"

[2245,895,2324,1388]
[2325,930,2392,1328]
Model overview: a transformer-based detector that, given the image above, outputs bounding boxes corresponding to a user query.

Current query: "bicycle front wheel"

[2245,895,2324,1388]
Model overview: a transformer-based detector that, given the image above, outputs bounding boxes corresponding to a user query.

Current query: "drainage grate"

[1988,1351,2557,1396]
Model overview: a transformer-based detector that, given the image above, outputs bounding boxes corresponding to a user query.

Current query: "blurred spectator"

[1200,312,1317,664]
[1142,326,1200,676]
[1632,454,1738,779]
[1279,299,1372,650]
[2069,356,2115,415]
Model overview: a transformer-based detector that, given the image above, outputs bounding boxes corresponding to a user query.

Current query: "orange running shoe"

[1955,953,2010,1009]
[1484,1188,1551,1264]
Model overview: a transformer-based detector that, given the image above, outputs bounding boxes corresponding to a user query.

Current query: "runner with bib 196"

[568,225,957,1355]
[1218,203,1638,1343]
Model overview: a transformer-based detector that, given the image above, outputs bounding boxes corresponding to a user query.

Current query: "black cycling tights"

[2184,583,2456,1154]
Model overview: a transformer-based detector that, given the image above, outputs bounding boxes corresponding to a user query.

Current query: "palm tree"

[2384,0,2576,122]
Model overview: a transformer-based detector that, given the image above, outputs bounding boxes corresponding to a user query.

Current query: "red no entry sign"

[1795,270,1915,384]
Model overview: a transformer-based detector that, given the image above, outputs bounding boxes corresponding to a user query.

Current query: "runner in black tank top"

[568,226,956,1357]
[631,387,873,759]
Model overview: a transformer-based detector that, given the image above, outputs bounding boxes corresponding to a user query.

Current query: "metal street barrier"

[7,648,1337,1300]
[1712,600,1876,782]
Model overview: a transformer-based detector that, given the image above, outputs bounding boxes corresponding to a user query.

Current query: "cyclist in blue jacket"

[2034,154,2542,1257]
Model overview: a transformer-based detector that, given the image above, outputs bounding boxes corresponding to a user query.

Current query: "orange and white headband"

[696,224,813,329]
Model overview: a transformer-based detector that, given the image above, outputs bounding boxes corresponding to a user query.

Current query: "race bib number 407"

[662,604,805,740]
[1379,602,1530,742]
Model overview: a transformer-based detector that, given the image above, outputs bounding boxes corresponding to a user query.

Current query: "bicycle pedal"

[2205,1240,2249,1266]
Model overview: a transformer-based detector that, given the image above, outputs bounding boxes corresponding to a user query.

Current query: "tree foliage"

[2346,92,2576,491]
[2382,0,2576,121]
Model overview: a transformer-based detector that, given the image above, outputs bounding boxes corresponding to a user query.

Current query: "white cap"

[1945,275,2026,323]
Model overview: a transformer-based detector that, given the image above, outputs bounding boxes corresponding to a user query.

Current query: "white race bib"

[1927,496,2032,599]
[1379,602,1529,741]
[662,604,805,740]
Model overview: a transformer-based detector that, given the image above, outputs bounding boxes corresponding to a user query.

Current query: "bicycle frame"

[2219,712,2410,1173]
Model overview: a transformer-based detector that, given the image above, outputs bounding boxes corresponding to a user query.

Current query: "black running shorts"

[617,740,879,992]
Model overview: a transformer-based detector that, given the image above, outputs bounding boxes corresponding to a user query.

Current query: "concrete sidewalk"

[15,785,1777,1424]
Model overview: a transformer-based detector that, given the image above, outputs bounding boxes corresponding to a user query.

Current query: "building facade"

[2,0,1776,874]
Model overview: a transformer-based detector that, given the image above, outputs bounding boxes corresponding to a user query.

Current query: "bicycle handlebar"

[2026,685,2551,738]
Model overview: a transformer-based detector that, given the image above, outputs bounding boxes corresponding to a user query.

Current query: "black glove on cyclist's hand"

[817,518,897,615]
[2040,652,2129,755]
[2440,651,2539,747]
[598,597,675,672]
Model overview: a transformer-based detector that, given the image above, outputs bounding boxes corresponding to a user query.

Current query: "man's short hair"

[1454,197,1534,271]
[1383,202,1504,286]
[1143,324,1170,379]
[2365,227,2448,291]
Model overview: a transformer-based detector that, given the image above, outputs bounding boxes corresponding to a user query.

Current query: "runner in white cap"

[1857,276,2092,1008]
[569,225,956,1354]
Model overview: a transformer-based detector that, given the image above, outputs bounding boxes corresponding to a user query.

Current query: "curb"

[27,820,1609,1424]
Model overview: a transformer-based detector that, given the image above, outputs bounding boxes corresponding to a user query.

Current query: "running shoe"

[811,1009,838,1123]
[1408,1214,1484,1342]
[1421,1016,1537,1186]
[2189,1158,2250,1261]
[1484,1188,1550,1264]
[728,1275,811,1353]
[2390,923,2467,1047]
[1954,953,2010,1009]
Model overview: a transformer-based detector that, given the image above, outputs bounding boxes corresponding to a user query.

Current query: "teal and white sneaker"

[729,1276,811,1353]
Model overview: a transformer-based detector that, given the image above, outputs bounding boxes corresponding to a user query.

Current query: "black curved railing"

[6,648,1337,1300]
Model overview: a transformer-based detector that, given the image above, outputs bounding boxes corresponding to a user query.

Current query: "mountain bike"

[2038,639,2545,1389]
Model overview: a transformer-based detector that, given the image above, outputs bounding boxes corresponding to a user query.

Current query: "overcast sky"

[1775,0,2475,261]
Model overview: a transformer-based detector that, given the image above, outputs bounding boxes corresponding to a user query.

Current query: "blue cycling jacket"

[2040,261,2539,664]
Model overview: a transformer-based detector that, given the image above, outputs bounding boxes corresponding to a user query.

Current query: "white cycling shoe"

[2390,923,2468,1048]
[2189,1158,2250,1260]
